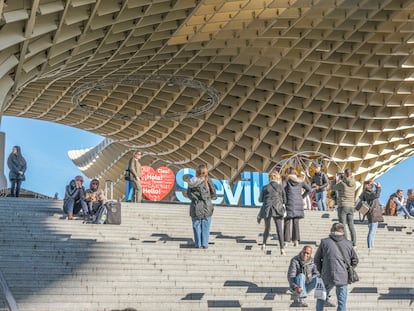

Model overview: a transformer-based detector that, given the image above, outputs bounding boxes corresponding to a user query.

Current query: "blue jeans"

[192,217,211,248]
[125,180,134,202]
[63,197,88,215]
[294,273,317,298]
[367,222,378,248]
[397,206,411,218]
[316,283,348,311]
[10,180,22,197]
[316,191,327,211]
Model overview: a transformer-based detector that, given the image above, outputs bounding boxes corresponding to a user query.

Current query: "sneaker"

[291,298,308,307]
[324,300,336,307]
[286,288,295,295]
[280,249,286,256]
[293,240,299,247]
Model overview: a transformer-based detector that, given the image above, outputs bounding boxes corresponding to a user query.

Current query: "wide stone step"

[0,198,412,311]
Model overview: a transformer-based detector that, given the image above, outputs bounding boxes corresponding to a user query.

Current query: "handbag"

[124,169,131,181]
[356,200,370,216]
[347,265,359,283]
[333,240,359,284]
[314,277,327,300]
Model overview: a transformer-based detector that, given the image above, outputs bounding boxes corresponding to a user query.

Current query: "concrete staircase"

[0,198,413,311]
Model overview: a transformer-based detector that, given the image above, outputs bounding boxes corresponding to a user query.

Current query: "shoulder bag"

[124,169,131,181]
[355,199,370,216]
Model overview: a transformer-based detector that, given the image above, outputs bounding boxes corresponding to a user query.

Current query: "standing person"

[314,223,359,311]
[128,150,143,203]
[310,163,329,211]
[257,171,287,255]
[187,164,217,249]
[284,167,311,247]
[7,145,27,197]
[287,245,319,307]
[358,181,383,249]
[124,164,134,202]
[331,169,357,248]
[63,175,89,220]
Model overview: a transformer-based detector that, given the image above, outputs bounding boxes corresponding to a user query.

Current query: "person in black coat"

[7,145,27,197]
[257,171,287,255]
[283,167,311,247]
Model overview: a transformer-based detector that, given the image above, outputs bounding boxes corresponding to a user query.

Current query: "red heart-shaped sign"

[141,166,176,201]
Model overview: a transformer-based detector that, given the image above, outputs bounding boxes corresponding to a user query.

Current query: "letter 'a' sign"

[141,166,175,201]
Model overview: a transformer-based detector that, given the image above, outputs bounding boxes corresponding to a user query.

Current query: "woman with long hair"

[187,164,217,248]
[7,146,27,197]
[358,180,382,249]
[257,171,287,255]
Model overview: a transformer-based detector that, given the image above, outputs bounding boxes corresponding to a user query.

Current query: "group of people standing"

[257,164,332,255]
[257,168,311,255]
[258,164,386,255]
[185,162,362,310]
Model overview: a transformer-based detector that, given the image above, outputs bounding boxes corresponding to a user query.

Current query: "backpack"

[384,195,397,216]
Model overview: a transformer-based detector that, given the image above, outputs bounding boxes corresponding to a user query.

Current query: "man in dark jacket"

[310,163,329,211]
[287,245,319,307]
[314,223,359,311]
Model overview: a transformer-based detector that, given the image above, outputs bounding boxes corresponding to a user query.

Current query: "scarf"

[299,255,313,283]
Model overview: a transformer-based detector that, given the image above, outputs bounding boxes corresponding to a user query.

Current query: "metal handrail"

[0,270,18,311]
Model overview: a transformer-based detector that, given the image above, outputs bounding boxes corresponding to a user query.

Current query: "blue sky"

[2,116,102,199]
[1,116,413,203]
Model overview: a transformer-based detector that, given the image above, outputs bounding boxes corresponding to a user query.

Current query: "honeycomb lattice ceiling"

[2,0,414,197]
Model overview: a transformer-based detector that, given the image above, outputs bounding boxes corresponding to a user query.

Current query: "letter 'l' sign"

[141,166,176,201]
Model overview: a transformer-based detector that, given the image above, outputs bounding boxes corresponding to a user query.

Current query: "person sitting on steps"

[287,245,320,307]
[393,189,413,219]
[63,175,89,220]
[85,178,105,215]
